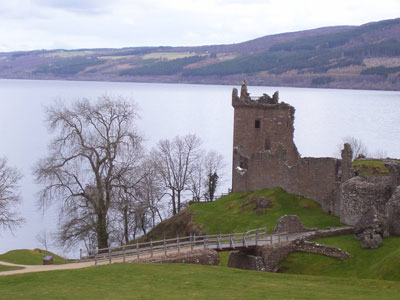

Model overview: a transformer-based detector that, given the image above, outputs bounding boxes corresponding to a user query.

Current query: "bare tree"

[0,157,24,232]
[34,96,143,250]
[203,151,225,201]
[188,150,225,202]
[137,159,166,228]
[153,134,201,215]
[35,230,51,251]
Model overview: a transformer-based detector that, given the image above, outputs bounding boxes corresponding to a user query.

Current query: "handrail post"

[265,225,268,235]
[150,239,153,258]
[108,247,112,264]
[95,247,98,266]
[278,234,281,243]
[270,234,273,245]
[190,234,193,252]
[255,228,259,246]
[123,245,126,263]
[286,232,289,241]
[204,235,207,249]
[218,233,221,250]
[136,241,139,260]
[80,249,82,261]
[164,237,167,257]
[230,232,235,249]
[177,234,180,253]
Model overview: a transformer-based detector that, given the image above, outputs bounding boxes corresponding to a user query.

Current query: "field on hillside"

[189,188,342,234]
[1,263,399,300]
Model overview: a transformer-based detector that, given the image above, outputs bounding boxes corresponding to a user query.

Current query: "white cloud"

[0,0,399,51]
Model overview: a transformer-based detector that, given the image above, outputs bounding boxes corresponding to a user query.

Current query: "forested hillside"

[1,18,400,90]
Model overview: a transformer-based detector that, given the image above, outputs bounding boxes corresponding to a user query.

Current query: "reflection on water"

[0,79,399,257]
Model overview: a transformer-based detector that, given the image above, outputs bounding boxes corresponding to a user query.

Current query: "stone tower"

[232,81,300,192]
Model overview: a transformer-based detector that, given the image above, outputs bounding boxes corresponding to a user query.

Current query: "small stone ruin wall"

[140,249,220,266]
[228,227,353,273]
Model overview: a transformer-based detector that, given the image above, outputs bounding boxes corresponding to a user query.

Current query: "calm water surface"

[0,79,399,256]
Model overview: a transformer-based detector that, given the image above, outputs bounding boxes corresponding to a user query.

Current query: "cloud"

[32,0,113,15]
[0,0,399,51]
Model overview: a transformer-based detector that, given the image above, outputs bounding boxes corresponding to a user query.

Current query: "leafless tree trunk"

[34,96,142,250]
[0,157,24,232]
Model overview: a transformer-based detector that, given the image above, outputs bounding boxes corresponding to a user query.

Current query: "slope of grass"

[188,188,342,234]
[1,263,400,300]
[0,265,23,272]
[0,249,67,265]
[278,235,400,281]
[352,159,389,177]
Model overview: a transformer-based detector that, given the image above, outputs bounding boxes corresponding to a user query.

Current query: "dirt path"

[0,260,97,276]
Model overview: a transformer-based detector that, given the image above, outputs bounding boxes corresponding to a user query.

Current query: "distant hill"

[1,18,400,91]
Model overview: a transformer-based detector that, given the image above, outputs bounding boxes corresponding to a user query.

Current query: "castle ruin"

[232,81,400,230]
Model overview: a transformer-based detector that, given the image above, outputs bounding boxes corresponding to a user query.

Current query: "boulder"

[385,186,400,235]
[256,197,269,209]
[340,176,392,225]
[354,206,388,239]
[360,229,383,248]
[272,215,314,234]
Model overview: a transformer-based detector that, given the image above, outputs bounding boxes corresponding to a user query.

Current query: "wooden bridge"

[79,227,301,266]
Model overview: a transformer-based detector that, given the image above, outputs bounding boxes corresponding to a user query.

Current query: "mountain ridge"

[1,18,399,91]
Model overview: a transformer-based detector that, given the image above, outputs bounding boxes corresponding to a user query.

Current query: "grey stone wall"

[141,249,220,266]
[339,177,392,225]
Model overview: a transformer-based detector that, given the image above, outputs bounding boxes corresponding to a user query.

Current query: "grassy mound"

[278,235,400,281]
[0,263,399,299]
[0,249,67,265]
[352,159,389,177]
[188,188,342,234]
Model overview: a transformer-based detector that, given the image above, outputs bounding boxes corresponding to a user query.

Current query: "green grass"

[189,188,342,234]
[0,263,399,299]
[0,249,67,265]
[279,235,400,281]
[0,265,23,272]
[352,160,389,177]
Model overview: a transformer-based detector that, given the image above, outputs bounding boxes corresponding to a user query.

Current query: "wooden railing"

[79,227,291,266]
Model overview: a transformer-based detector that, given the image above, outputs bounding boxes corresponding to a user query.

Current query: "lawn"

[0,249,67,265]
[279,235,400,281]
[189,188,342,235]
[0,263,399,300]
[0,265,23,272]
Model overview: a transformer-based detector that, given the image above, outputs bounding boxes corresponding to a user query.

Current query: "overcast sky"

[1,0,399,52]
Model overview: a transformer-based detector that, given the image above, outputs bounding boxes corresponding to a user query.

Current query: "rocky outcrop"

[354,206,388,239]
[272,215,315,234]
[359,230,383,248]
[353,206,388,248]
[385,186,400,235]
[340,176,392,225]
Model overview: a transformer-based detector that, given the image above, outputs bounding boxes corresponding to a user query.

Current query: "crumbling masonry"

[232,81,400,226]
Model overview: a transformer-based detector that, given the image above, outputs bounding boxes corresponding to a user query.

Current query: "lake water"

[0,79,399,257]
